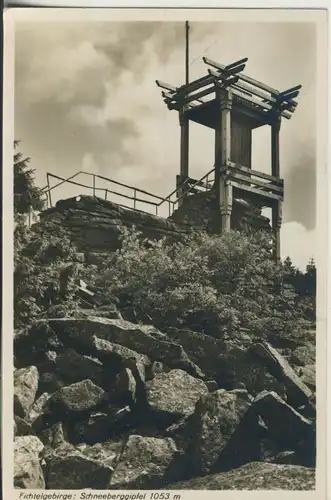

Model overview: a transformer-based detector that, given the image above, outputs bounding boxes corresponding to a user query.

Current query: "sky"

[14,20,317,269]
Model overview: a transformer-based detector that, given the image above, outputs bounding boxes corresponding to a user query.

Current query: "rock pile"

[14,315,316,490]
[34,193,271,257]
[35,196,190,254]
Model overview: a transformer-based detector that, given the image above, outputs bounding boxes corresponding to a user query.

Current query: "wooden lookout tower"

[156,54,301,260]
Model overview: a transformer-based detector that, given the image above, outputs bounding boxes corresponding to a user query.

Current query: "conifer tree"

[14,140,44,216]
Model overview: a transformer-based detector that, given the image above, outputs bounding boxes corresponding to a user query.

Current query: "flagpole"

[185,20,190,85]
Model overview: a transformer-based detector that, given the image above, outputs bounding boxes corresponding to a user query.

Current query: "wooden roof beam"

[225,57,248,71]
[279,84,302,97]
[156,80,177,93]
[222,62,247,77]
[162,88,211,106]
[204,56,295,100]
[208,67,294,117]
[209,68,297,113]
[231,86,292,119]
[203,55,278,94]
[176,73,220,96]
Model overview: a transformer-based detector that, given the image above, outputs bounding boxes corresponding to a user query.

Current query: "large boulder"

[26,392,51,429]
[47,318,204,379]
[250,343,314,409]
[14,366,39,418]
[90,336,150,374]
[145,369,208,424]
[166,328,227,380]
[48,379,107,418]
[54,348,105,387]
[251,391,315,447]
[187,389,252,474]
[110,435,180,489]
[14,436,45,489]
[213,390,315,473]
[217,345,287,396]
[14,322,63,368]
[167,461,315,490]
[72,406,132,444]
[46,442,118,489]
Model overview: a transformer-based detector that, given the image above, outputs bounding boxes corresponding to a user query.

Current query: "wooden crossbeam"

[162,90,205,104]
[209,68,271,101]
[186,177,214,189]
[204,56,296,103]
[176,73,220,96]
[209,67,295,116]
[165,100,199,111]
[279,90,300,101]
[279,84,302,97]
[180,85,216,105]
[170,75,240,107]
[223,63,247,77]
[226,171,284,195]
[229,180,284,202]
[223,75,240,87]
[234,88,292,119]
[163,86,212,106]
[225,57,248,71]
[226,161,284,184]
[277,91,300,107]
[156,80,177,92]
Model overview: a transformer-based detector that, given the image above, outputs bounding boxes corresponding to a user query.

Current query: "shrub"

[14,218,81,329]
[14,220,315,346]
[89,228,312,344]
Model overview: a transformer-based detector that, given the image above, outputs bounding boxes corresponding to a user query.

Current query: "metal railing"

[36,168,216,221]
[28,161,282,228]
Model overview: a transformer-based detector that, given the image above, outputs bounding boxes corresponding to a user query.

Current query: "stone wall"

[36,195,191,253]
[34,192,271,256]
[170,190,271,234]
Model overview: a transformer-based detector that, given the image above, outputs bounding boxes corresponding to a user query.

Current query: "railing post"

[105,189,108,200]
[92,175,96,197]
[47,173,53,208]
[133,189,137,210]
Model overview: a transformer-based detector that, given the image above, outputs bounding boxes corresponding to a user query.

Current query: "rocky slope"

[14,310,316,490]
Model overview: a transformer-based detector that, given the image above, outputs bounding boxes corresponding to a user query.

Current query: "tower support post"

[272,201,282,261]
[178,108,189,206]
[271,117,281,260]
[214,87,233,232]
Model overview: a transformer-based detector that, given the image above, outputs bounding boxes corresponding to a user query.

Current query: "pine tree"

[14,140,44,216]
[305,257,316,296]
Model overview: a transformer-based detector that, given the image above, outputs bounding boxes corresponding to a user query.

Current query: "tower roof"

[156,57,301,129]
